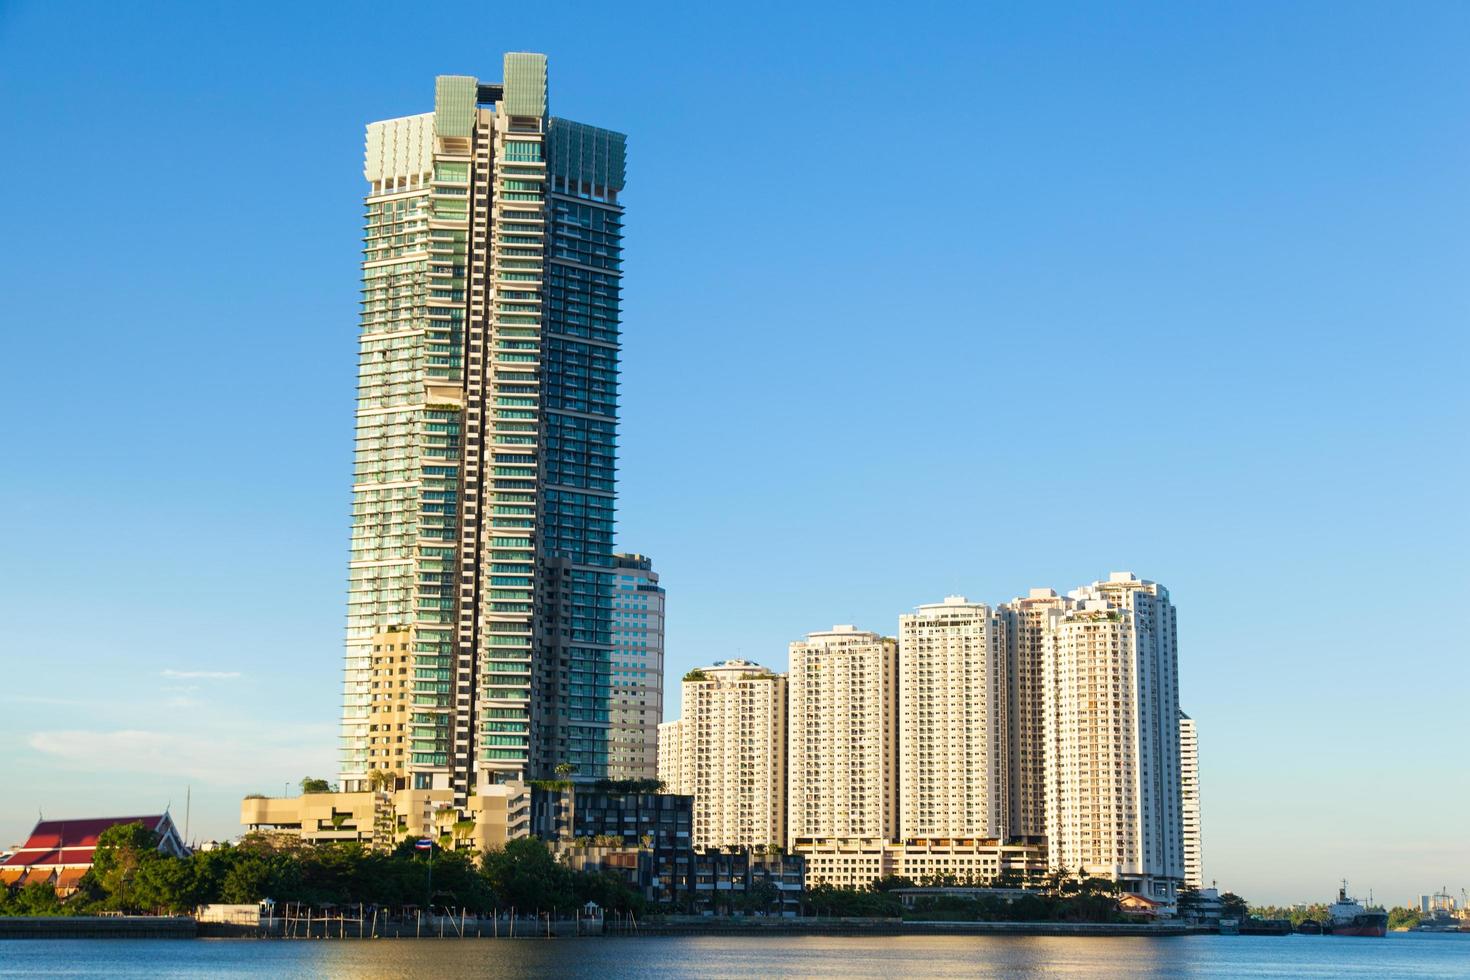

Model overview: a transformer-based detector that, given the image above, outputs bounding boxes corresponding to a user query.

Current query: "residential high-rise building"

[897,597,1009,840]
[659,660,786,848]
[1042,572,1183,899]
[786,626,898,846]
[609,554,665,780]
[341,53,629,800]
[656,718,686,795]
[1179,709,1203,889]
[1000,588,1074,839]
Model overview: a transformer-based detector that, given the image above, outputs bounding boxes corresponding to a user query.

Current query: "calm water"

[0,932,1466,978]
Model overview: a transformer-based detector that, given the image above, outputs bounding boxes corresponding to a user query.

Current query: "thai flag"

[415,839,433,851]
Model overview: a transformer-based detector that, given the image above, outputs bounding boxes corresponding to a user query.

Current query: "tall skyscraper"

[659,660,787,848]
[608,554,665,780]
[342,54,628,800]
[1179,709,1203,889]
[786,626,898,846]
[898,597,1010,840]
[1000,588,1074,839]
[1042,573,1183,898]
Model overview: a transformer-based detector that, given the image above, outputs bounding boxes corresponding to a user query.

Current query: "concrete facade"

[1000,588,1074,839]
[796,836,1046,889]
[239,784,528,852]
[659,661,786,848]
[786,626,898,846]
[898,597,1009,840]
[1043,573,1183,899]
[1179,710,1203,889]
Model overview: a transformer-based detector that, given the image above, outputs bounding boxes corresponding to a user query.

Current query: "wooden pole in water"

[416,909,421,938]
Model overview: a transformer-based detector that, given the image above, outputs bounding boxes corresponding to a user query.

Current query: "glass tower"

[342,53,626,798]
[608,554,665,780]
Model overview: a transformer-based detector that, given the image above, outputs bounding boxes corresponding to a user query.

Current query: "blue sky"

[1,1,1465,905]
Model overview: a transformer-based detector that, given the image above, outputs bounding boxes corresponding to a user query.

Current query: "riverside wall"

[0,916,197,939]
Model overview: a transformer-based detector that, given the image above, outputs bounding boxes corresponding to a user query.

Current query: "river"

[1,932,1465,978]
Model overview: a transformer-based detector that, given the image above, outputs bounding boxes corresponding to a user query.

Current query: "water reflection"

[2,932,1466,979]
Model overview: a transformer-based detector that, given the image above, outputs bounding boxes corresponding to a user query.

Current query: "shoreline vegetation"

[8,820,1364,940]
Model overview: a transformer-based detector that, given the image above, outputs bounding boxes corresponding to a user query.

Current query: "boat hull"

[1329,914,1388,938]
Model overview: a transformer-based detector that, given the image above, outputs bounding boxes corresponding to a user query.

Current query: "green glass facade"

[342,54,627,798]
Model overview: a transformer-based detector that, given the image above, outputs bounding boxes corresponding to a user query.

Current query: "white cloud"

[160,669,242,680]
[26,727,334,789]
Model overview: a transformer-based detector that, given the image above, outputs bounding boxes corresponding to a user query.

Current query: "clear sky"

[1,0,1465,906]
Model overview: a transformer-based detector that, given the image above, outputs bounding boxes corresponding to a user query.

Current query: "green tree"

[802,884,901,918]
[1176,886,1202,920]
[1220,892,1249,920]
[573,869,645,914]
[870,874,917,892]
[299,777,332,794]
[90,821,161,912]
[1388,906,1421,930]
[738,879,779,915]
[133,856,202,913]
[3,881,63,916]
[480,837,573,911]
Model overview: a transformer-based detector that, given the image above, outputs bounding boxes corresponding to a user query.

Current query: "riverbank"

[0,917,197,939]
[1,914,1208,940]
[636,917,1200,937]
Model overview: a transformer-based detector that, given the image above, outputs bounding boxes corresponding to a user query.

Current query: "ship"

[1414,889,1463,932]
[1327,881,1387,937]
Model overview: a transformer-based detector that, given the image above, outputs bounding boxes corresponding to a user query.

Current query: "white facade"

[796,837,1046,889]
[609,554,665,780]
[1180,710,1203,889]
[787,626,898,846]
[659,660,786,848]
[898,597,1009,840]
[1043,573,1183,898]
[1000,588,1074,838]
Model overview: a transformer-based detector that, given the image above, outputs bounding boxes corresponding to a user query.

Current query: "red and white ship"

[1327,880,1388,937]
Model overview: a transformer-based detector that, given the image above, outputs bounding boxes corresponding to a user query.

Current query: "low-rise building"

[239,783,528,852]
[795,837,1046,890]
[531,785,694,905]
[0,813,188,894]
[890,885,1030,910]
[691,847,804,916]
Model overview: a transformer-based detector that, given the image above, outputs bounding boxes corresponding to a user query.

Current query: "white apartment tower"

[786,626,898,847]
[659,660,786,848]
[1179,710,1203,889]
[1000,588,1074,839]
[1043,572,1183,899]
[898,597,1009,840]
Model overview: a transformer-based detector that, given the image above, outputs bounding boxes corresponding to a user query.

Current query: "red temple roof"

[2,815,177,870]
